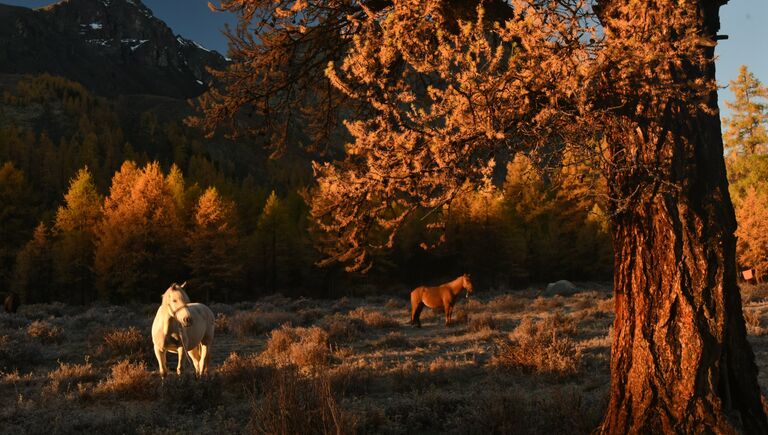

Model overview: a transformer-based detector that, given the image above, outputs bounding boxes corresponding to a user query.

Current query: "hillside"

[0,0,226,99]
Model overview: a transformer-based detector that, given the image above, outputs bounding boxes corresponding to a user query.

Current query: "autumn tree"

[723,65,768,156]
[202,0,765,431]
[0,162,37,290]
[13,223,52,304]
[95,161,185,302]
[187,187,243,302]
[735,187,768,281]
[53,167,103,304]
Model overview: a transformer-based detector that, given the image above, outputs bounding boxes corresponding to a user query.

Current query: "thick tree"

[201,0,766,431]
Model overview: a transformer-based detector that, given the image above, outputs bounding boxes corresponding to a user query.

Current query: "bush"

[744,309,768,336]
[26,320,63,343]
[262,325,330,370]
[248,366,356,435]
[488,294,526,313]
[371,332,412,350]
[230,310,299,338]
[469,314,497,332]
[93,359,154,400]
[218,352,273,387]
[215,313,230,334]
[348,307,399,328]
[100,327,147,361]
[492,316,582,378]
[0,334,42,372]
[321,313,365,344]
[44,360,98,398]
[158,374,222,414]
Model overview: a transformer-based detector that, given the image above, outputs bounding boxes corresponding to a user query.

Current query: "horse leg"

[189,346,202,377]
[175,347,184,375]
[154,347,167,377]
[413,302,424,327]
[444,304,451,327]
[199,343,210,376]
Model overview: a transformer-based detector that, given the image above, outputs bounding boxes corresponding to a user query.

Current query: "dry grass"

[488,294,526,313]
[99,327,147,361]
[248,366,356,435]
[371,331,412,349]
[744,309,768,336]
[262,325,331,370]
[0,286,627,434]
[93,359,154,400]
[348,307,400,328]
[215,312,230,334]
[230,310,299,338]
[26,320,63,343]
[43,360,98,398]
[492,316,582,378]
[469,313,498,332]
[321,313,366,344]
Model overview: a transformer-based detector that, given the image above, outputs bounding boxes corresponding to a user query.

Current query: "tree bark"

[601,0,768,433]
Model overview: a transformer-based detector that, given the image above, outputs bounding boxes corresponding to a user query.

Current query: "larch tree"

[53,167,103,304]
[13,223,52,304]
[187,186,242,302]
[734,186,768,282]
[723,65,768,156]
[199,0,766,431]
[95,161,185,302]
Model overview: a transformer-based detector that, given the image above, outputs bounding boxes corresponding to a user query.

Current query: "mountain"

[0,0,227,99]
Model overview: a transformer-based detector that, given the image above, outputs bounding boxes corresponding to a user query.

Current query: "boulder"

[543,280,579,296]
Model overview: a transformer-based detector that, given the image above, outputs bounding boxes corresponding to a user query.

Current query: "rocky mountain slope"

[0,0,227,98]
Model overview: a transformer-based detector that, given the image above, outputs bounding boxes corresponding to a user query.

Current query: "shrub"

[348,307,399,328]
[469,314,497,332]
[384,298,406,310]
[262,325,330,370]
[744,309,768,336]
[218,352,273,388]
[230,310,298,338]
[248,366,356,435]
[158,374,222,414]
[321,313,365,344]
[100,327,146,361]
[488,294,525,313]
[0,334,42,372]
[371,332,412,350]
[26,320,63,343]
[492,316,582,378]
[213,312,230,334]
[44,360,98,398]
[93,359,154,400]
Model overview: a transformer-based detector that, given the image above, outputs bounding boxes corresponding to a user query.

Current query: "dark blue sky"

[2,0,766,113]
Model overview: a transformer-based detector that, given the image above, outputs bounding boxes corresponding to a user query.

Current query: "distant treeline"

[0,75,614,303]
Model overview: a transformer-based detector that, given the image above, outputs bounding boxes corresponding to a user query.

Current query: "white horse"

[151,282,215,377]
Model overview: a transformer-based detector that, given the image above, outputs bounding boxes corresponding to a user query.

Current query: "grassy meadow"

[2,283,768,434]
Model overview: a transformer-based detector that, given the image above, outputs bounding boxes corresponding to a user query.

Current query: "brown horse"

[410,274,474,327]
[4,292,19,314]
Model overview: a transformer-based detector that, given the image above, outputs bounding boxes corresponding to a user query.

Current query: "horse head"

[163,282,192,327]
[463,274,474,297]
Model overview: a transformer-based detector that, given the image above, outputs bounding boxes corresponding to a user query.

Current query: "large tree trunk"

[600,0,768,433]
